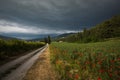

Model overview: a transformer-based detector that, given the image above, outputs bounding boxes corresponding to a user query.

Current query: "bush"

[0,39,45,60]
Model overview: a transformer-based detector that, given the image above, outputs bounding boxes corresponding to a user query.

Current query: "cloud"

[0,20,76,34]
[0,20,35,34]
[0,0,120,38]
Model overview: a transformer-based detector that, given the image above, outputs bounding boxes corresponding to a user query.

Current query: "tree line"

[57,15,120,43]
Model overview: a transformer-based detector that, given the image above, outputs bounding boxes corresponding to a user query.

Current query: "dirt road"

[0,44,48,80]
[23,46,58,80]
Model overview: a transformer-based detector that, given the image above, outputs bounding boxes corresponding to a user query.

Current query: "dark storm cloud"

[0,0,120,31]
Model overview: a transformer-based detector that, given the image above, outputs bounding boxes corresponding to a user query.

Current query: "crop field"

[0,39,45,64]
[50,40,120,80]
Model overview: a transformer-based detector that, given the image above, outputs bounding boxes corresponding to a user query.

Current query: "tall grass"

[50,40,120,80]
[0,39,45,61]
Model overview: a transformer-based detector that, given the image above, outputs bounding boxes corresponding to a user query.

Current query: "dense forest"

[57,15,120,43]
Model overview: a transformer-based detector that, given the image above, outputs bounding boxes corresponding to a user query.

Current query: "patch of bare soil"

[23,47,58,80]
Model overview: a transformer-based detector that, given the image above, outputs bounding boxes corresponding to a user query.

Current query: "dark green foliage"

[88,15,120,41]
[48,35,51,44]
[44,38,48,44]
[44,35,52,44]
[0,39,45,61]
[58,15,120,43]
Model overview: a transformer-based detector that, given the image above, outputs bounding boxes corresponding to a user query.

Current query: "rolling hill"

[56,15,120,42]
[0,35,17,40]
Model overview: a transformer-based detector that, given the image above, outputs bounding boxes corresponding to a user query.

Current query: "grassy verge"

[23,47,58,80]
[50,39,120,80]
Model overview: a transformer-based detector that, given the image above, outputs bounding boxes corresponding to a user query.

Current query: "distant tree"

[44,36,52,44]
[48,35,51,44]
[83,28,87,33]
[44,37,48,44]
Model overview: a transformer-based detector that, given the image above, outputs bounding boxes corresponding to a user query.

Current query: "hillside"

[0,35,16,40]
[90,15,120,38]
[53,33,75,41]
[56,33,75,38]
[57,15,120,42]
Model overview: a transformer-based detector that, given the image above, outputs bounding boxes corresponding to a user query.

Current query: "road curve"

[0,44,48,80]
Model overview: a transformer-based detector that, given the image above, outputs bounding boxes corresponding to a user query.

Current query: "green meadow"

[50,39,120,80]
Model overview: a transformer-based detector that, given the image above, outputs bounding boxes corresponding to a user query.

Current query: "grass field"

[50,39,120,80]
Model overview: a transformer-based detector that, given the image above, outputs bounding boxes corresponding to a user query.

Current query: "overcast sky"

[0,0,120,39]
